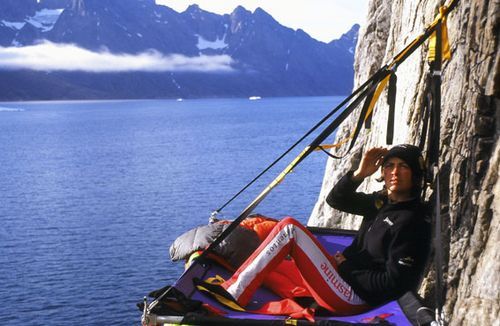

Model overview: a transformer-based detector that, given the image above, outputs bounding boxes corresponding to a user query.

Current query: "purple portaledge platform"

[171,229,415,325]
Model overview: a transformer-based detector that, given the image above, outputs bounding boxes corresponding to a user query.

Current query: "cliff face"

[309,0,499,324]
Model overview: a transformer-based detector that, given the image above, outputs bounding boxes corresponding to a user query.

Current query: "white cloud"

[0,41,235,72]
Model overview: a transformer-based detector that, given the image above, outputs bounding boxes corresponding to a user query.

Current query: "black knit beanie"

[382,144,425,180]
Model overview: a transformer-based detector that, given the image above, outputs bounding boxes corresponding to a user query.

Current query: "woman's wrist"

[351,170,365,182]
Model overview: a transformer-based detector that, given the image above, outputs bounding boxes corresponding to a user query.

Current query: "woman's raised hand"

[352,147,388,181]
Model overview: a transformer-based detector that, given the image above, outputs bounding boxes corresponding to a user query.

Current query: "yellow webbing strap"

[316,136,351,151]
[195,284,246,311]
[392,37,422,65]
[195,275,246,312]
[365,74,391,118]
[316,73,391,151]
[204,275,226,285]
[185,251,202,269]
[428,5,452,62]
[263,146,310,187]
[394,2,453,65]
[316,0,457,153]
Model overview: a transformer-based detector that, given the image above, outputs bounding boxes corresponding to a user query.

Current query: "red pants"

[222,217,368,314]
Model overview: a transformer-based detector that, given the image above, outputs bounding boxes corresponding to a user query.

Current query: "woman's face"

[383,157,413,199]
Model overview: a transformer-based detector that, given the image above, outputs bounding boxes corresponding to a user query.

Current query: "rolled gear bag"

[169,222,261,269]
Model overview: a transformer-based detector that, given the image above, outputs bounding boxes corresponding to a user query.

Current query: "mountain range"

[0,0,359,100]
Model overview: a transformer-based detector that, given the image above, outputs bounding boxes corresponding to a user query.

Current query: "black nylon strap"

[434,167,444,318]
[319,70,389,160]
[431,22,445,320]
[204,76,384,257]
[386,72,397,145]
[345,78,383,154]
[306,76,385,159]
[214,68,388,213]
[318,146,342,160]
[418,74,432,151]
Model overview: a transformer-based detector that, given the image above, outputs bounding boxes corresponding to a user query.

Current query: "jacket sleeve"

[326,171,377,216]
[338,217,427,304]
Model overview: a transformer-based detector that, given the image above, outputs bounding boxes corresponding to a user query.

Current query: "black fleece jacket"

[326,171,430,305]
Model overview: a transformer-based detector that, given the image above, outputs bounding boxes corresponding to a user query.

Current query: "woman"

[196,144,431,315]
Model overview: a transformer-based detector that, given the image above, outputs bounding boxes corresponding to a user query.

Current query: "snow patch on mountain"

[196,34,227,50]
[1,20,25,30]
[27,8,64,32]
[1,8,63,32]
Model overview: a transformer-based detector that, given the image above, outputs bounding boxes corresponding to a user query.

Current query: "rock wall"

[309,0,499,324]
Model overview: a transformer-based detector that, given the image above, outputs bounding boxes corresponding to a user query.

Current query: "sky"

[156,0,369,42]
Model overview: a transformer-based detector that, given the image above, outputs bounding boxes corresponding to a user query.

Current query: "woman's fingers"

[366,147,388,166]
[367,147,387,158]
[353,147,388,180]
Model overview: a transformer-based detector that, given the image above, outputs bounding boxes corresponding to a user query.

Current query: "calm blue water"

[0,97,341,325]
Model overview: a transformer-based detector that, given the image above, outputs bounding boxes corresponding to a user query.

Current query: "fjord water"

[0,97,341,325]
